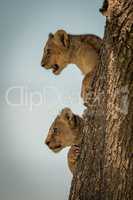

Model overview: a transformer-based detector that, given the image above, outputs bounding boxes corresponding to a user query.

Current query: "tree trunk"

[69,0,133,200]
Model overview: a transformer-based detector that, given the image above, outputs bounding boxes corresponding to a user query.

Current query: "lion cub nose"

[45,139,50,146]
[41,62,45,67]
[41,59,46,67]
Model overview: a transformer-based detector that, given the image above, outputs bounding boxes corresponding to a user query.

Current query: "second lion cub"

[45,108,83,174]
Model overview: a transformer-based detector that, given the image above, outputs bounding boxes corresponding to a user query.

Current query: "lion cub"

[41,30,103,102]
[45,108,83,174]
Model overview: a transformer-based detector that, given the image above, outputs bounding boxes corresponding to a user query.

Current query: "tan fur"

[45,108,83,174]
[41,30,103,101]
[67,145,80,174]
[45,108,83,152]
[81,69,96,104]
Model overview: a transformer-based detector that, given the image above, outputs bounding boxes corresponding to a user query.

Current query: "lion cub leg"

[81,72,94,105]
[99,0,109,16]
[67,145,80,174]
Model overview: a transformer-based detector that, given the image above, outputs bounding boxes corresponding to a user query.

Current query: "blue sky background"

[0,0,105,200]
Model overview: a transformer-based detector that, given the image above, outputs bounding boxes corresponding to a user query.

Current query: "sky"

[0,0,105,200]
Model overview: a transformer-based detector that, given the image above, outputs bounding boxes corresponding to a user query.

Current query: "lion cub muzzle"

[41,60,60,75]
[45,135,63,152]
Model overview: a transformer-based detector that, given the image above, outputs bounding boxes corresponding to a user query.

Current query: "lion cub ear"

[61,108,77,128]
[49,33,54,39]
[54,30,70,48]
[61,108,73,121]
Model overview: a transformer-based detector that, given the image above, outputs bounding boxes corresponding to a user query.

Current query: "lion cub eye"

[53,127,58,134]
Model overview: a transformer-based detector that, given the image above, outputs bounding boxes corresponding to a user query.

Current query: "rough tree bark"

[69,0,133,199]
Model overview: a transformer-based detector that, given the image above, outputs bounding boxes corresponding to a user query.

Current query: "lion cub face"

[41,30,70,75]
[45,108,81,153]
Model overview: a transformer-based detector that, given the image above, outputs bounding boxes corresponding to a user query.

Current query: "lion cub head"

[41,30,70,75]
[45,108,83,153]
